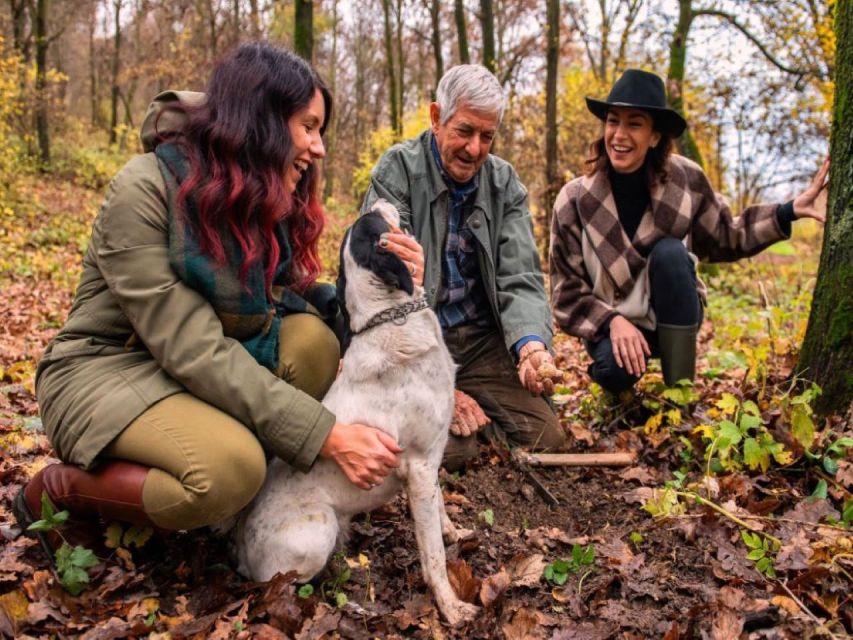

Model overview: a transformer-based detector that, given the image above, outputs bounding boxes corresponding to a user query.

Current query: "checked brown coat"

[549,154,787,341]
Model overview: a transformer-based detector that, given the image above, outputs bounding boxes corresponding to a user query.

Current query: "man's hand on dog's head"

[450,390,490,437]
[319,422,404,491]
[378,228,425,286]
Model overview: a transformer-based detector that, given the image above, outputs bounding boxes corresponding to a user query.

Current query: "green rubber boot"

[657,323,698,386]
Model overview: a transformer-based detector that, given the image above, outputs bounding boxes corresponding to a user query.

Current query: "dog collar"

[352,296,430,335]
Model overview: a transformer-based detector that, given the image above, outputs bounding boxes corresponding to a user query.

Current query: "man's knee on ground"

[442,434,479,472]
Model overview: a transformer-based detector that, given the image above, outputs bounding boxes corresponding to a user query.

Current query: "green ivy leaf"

[741,400,761,417]
[480,508,495,527]
[718,420,742,447]
[823,456,839,475]
[811,479,828,499]
[791,405,815,451]
[334,591,348,608]
[742,437,769,472]
[715,394,740,415]
[746,549,766,561]
[298,584,314,598]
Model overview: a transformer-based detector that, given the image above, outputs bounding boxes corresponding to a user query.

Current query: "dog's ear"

[336,228,353,354]
[349,211,415,295]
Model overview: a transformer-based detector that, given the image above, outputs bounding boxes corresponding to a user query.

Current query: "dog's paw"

[444,526,475,543]
[441,600,479,626]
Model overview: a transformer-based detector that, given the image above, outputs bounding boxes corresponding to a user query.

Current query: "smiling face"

[604,107,662,174]
[284,89,327,194]
[430,102,499,184]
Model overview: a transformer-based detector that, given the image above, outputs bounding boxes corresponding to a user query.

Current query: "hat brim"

[585,97,687,137]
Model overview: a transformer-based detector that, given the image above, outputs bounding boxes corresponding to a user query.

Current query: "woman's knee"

[277,313,340,399]
[650,236,688,261]
[588,355,639,393]
[176,438,267,528]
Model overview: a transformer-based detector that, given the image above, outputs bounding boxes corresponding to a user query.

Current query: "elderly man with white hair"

[361,64,566,469]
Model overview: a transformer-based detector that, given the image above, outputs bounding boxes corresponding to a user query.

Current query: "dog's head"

[337,200,415,352]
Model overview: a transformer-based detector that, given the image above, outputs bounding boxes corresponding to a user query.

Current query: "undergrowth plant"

[28,493,98,595]
[695,393,792,473]
[543,544,596,586]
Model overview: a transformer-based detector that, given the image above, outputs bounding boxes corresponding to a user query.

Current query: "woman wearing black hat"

[549,68,828,393]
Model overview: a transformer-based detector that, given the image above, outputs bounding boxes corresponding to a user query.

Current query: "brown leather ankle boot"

[13,461,156,562]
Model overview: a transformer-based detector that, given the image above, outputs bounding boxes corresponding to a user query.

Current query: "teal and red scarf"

[155,142,337,371]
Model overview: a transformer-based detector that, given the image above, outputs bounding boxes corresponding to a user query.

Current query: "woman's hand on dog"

[320,422,404,490]
[379,228,425,286]
[451,390,490,437]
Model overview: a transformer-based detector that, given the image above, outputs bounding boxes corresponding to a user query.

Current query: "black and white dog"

[236,200,478,626]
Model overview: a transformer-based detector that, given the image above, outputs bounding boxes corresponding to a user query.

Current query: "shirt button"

[472,219,482,229]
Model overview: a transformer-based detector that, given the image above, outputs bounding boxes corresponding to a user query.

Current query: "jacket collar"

[577,158,692,297]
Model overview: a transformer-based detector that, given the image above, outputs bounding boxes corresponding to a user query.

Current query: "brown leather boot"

[13,461,156,563]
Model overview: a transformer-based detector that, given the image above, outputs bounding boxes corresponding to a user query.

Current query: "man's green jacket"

[361,129,552,354]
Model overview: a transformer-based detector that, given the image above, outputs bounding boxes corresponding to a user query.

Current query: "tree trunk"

[799,1,853,414]
[10,0,31,62]
[454,0,469,64]
[88,1,99,128]
[429,0,443,94]
[543,0,559,253]
[666,0,703,166]
[394,0,405,126]
[294,0,313,62]
[109,0,121,145]
[249,0,260,37]
[34,0,50,166]
[381,0,400,135]
[479,0,495,73]
[323,0,338,200]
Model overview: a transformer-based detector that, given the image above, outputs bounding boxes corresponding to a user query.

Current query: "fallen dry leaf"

[447,558,480,604]
[479,568,510,609]
[505,553,547,588]
[502,607,549,640]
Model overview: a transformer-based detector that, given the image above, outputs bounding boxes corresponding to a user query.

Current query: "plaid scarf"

[155,143,337,371]
[550,154,785,340]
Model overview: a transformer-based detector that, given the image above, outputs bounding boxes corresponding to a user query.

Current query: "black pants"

[585,238,702,393]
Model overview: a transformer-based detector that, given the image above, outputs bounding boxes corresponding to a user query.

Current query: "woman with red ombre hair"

[15,42,420,559]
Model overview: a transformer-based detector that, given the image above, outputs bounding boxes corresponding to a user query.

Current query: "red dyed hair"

[174,43,331,293]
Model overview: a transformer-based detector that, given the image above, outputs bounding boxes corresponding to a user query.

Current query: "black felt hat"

[585,69,687,137]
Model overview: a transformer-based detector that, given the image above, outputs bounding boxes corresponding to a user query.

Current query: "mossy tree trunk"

[799,2,853,414]
[479,0,496,74]
[454,0,469,64]
[543,0,559,255]
[666,0,704,166]
[294,0,313,62]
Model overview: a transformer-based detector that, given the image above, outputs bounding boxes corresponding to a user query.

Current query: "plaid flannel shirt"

[429,137,492,329]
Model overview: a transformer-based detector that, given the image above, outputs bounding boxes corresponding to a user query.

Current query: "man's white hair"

[435,65,505,125]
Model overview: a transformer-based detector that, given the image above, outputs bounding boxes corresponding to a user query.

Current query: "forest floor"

[0,173,851,639]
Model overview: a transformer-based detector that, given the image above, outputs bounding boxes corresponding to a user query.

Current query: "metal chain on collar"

[352,296,430,335]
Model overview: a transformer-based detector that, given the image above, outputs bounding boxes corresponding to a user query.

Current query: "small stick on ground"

[516,452,637,467]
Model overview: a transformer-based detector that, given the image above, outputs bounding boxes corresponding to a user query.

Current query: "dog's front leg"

[403,460,479,626]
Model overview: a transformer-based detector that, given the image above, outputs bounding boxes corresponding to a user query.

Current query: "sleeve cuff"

[775,201,796,237]
[513,335,542,357]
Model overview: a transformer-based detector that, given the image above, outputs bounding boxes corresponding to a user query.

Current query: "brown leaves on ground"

[1,174,851,637]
